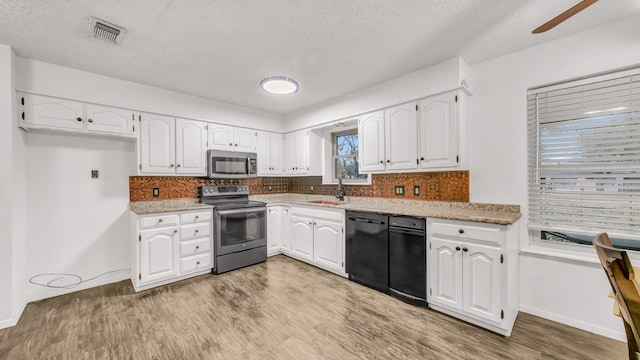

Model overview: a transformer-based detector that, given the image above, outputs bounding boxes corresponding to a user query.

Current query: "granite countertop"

[129,194,522,225]
[250,194,522,225]
[129,199,213,215]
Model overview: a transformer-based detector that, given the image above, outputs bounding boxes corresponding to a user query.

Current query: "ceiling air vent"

[90,16,126,45]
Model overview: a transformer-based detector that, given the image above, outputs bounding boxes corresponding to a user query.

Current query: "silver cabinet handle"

[169,164,174,168]
[195,215,199,219]
[176,164,181,168]
[196,261,201,265]
[195,245,200,250]
[229,143,233,146]
[195,229,199,233]
[76,117,82,122]
[158,218,163,222]
[173,229,178,233]
[88,119,93,123]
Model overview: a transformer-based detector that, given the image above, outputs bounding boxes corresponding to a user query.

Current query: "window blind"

[527,70,640,240]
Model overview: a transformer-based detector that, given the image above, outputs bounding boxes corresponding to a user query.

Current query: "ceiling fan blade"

[532,0,598,34]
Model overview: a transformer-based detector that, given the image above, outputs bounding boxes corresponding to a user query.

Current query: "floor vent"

[90,16,126,45]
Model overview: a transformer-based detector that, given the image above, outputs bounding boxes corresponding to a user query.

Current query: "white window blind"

[527,70,640,240]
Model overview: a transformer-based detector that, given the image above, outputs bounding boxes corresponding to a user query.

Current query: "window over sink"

[332,130,368,184]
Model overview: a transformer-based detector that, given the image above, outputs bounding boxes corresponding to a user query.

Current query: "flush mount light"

[260,76,299,95]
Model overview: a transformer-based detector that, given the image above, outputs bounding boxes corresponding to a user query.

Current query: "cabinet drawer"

[430,222,500,245]
[140,214,179,229]
[180,211,212,224]
[180,238,212,258]
[181,253,212,274]
[180,223,211,241]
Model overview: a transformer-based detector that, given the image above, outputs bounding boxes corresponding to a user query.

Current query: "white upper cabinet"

[385,102,419,171]
[140,113,176,174]
[294,130,309,174]
[207,123,234,150]
[21,93,135,137]
[357,92,461,174]
[419,91,458,168]
[358,111,386,172]
[139,114,206,175]
[234,127,257,152]
[257,131,284,176]
[284,132,297,175]
[207,123,256,152]
[175,118,207,175]
[85,104,135,135]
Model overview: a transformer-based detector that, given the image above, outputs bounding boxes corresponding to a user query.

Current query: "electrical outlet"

[310,185,314,191]
[91,170,99,179]
[153,188,160,197]
[394,185,405,195]
[414,186,420,196]
[268,185,272,191]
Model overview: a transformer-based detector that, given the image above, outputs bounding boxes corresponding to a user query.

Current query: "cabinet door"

[284,133,296,175]
[358,111,386,172]
[85,104,134,135]
[279,208,289,253]
[207,123,234,151]
[257,131,272,175]
[140,114,176,173]
[234,127,256,152]
[463,243,502,323]
[384,102,418,171]
[295,130,309,174]
[429,237,463,310]
[270,133,284,174]
[313,219,344,273]
[24,94,85,130]
[419,91,458,168]
[140,227,180,284]
[267,207,282,255]
[290,215,314,262]
[175,119,207,175]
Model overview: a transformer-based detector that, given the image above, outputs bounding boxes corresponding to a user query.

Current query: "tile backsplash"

[129,171,469,202]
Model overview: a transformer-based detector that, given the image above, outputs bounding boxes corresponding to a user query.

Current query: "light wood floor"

[0,255,626,359]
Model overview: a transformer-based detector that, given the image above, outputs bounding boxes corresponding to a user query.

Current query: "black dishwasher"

[345,211,389,293]
[388,216,426,305]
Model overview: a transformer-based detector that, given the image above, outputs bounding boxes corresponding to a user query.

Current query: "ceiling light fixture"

[260,76,299,95]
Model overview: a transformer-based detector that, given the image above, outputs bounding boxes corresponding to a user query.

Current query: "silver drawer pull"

[196,261,201,265]
[195,245,200,250]
[195,215,199,219]
[158,219,163,223]
[195,229,199,233]
[173,229,178,233]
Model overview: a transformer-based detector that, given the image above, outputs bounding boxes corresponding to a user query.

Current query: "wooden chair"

[593,233,640,360]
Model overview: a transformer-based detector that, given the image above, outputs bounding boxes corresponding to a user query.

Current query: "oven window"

[219,210,265,246]
[213,157,247,175]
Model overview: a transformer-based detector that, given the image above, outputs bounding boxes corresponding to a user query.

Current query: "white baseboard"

[520,305,626,342]
[0,301,26,330]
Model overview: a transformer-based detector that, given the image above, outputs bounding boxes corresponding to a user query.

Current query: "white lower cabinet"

[290,215,315,262]
[267,206,289,256]
[131,209,213,291]
[427,218,519,336]
[267,205,345,276]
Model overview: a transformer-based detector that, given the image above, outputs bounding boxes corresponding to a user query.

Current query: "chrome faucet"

[336,178,346,201]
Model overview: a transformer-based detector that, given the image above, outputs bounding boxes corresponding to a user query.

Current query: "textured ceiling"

[1,0,639,115]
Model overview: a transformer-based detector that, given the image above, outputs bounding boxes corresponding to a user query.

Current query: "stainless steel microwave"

[207,150,258,179]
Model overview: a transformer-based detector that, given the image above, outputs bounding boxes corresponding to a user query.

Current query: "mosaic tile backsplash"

[129,171,469,202]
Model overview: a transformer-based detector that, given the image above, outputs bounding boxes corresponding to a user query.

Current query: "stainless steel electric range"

[198,185,267,274]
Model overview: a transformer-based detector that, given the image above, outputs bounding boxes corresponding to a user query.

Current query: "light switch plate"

[414,186,420,196]
[153,188,159,197]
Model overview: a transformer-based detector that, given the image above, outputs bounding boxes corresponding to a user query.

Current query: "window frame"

[330,129,368,184]
[527,67,640,252]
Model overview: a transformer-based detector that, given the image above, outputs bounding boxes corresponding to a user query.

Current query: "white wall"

[0,44,26,329]
[468,14,640,341]
[15,58,284,133]
[24,133,134,301]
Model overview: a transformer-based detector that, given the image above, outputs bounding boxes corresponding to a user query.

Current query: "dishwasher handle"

[348,217,386,225]
[389,226,425,237]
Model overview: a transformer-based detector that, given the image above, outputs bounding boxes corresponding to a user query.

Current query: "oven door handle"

[216,207,267,216]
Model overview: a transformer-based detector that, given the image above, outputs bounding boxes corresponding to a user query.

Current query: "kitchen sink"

[308,200,343,206]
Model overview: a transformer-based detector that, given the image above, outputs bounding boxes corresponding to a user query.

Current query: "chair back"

[593,233,640,359]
